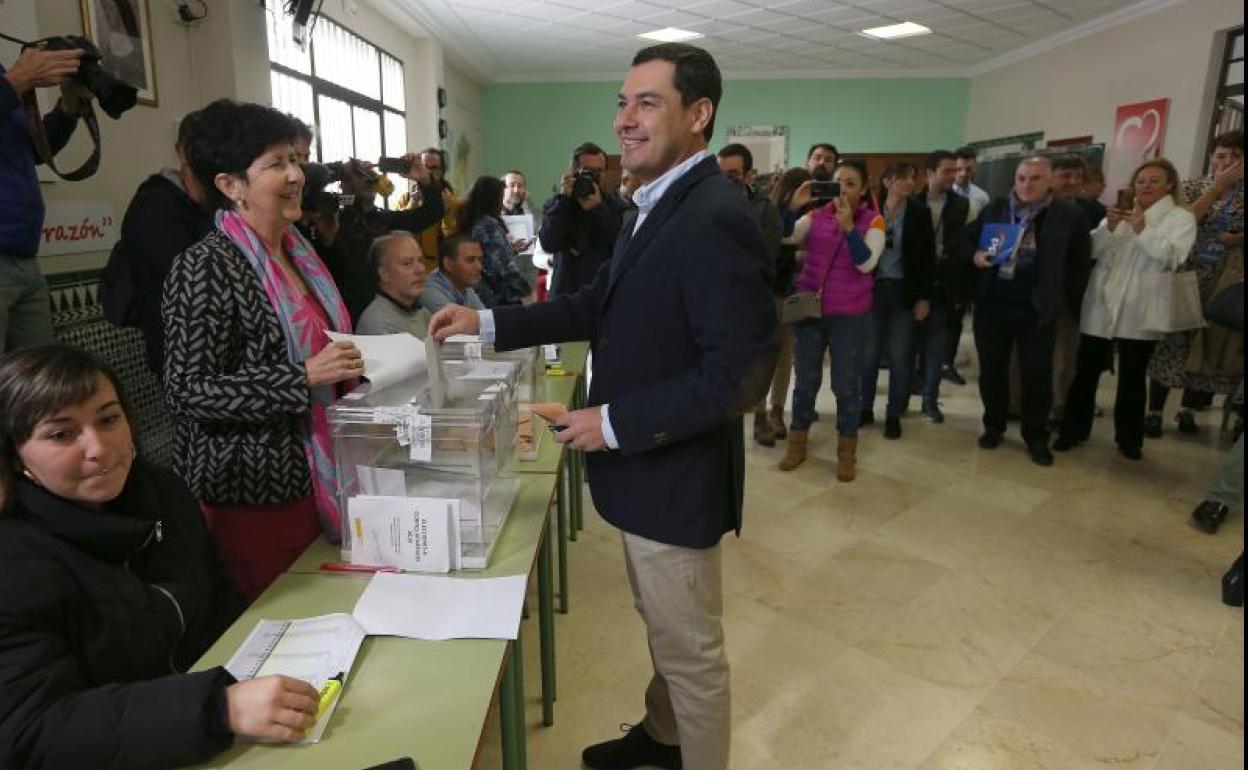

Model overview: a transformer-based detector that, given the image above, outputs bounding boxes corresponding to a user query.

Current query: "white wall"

[442,57,485,192]
[965,0,1243,178]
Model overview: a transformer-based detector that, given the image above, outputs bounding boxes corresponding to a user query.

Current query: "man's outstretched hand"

[429,304,481,342]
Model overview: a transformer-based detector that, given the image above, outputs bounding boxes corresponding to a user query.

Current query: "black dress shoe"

[1117,444,1143,460]
[582,724,682,770]
[921,402,945,424]
[1222,555,1244,607]
[978,431,1003,449]
[1144,413,1163,438]
[1028,442,1054,466]
[1052,435,1078,452]
[1191,500,1231,534]
[942,367,967,386]
[860,409,875,426]
[884,416,902,440]
[1176,410,1199,434]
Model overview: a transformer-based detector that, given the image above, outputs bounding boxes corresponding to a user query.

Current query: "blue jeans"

[862,279,915,419]
[791,313,872,435]
[919,301,949,407]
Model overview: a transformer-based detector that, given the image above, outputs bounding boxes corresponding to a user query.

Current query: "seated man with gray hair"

[355,231,431,338]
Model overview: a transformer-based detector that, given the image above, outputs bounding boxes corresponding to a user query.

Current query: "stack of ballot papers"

[326,331,425,392]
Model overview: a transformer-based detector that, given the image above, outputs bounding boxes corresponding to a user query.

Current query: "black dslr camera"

[37,36,137,119]
[301,163,355,217]
[571,168,600,199]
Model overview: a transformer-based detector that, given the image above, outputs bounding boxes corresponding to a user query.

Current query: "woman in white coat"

[1055,159,1197,459]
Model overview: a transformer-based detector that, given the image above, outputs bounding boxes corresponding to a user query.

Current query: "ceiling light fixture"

[638,27,704,43]
[860,21,931,40]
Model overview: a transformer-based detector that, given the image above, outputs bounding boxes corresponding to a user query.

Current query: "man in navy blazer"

[431,44,775,770]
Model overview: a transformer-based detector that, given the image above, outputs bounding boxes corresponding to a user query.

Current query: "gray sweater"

[356,293,431,338]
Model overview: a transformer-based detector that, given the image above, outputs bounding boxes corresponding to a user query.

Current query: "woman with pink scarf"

[163,100,361,600]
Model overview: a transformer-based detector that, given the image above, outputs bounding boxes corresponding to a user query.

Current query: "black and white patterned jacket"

[162,230,314,505]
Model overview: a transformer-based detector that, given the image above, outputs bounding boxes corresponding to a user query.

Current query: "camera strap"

[21,90,102,182]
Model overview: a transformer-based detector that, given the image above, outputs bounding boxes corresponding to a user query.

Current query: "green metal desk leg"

[564,456,578,544]
[572,448,584,534]
[556,463,570,613]
[500,638,528,770]
[537,528,556,725]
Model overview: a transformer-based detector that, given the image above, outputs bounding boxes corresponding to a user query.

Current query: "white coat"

[1080,195,1197,341]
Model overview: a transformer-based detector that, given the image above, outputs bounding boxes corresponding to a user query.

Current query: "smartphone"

[810,180,841,201]
[1116,188,1135,209]
[376,156,409,175]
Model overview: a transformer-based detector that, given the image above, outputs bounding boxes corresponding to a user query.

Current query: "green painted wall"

[483,77,970,206]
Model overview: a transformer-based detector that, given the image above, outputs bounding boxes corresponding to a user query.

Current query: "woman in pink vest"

[779,160,885,481]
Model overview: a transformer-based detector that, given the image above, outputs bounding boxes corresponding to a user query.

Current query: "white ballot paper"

[352,571,529,640]
[326,331,425,392]
[223,613,366,744]
[460,360,517,381]
[425,332,445,407]
[348,496,459,573]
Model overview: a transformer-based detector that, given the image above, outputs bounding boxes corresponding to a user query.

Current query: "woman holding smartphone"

[780,160,885,481]
[1055,159,1197,459]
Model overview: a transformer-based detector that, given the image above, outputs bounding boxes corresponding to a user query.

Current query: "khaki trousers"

[623,531,731,770]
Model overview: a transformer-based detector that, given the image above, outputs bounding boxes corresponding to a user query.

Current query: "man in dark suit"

[964,156,1091,466]
[910,149,971,424]
[431,44,775,770]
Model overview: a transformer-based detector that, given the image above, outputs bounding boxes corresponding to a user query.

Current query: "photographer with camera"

[0,39,85,352]
[540,141,626,297]
[312,153,445,322]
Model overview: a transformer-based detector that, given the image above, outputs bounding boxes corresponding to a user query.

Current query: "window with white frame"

[264,1,408,205]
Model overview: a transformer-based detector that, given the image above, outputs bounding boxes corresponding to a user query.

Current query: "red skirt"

[201,497,320,602]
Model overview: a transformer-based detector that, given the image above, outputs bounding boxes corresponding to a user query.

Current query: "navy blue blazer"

[494,157,777,548]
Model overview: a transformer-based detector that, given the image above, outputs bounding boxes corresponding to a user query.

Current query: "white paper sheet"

[326,331,425,392]
[223,613,366,744]
[352,572,529,640]
[501,214,535,253]
[347,496,458,573]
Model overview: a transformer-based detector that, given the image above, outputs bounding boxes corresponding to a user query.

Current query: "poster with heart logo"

[1106,98,1170,207]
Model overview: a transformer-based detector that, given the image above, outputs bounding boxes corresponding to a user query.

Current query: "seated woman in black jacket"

[0,345,320,770]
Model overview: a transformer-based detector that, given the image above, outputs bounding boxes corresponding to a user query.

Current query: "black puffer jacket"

[0,461,245,770]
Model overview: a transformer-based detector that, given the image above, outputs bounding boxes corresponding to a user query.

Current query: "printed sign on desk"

[39,201,118,257]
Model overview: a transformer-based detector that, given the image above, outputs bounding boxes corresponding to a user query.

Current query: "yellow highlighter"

[317,673,344,719]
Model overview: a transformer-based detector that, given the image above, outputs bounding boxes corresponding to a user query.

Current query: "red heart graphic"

[1116,109,1162,158]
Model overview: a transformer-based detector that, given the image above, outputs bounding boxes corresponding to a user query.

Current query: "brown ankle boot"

[779,430,808,471]
[770,407,788,439]
[836,434,858,482]
[753,409,776,447]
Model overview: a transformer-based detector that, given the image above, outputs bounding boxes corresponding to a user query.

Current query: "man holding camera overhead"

[0,39,84,352]
[540,141,627,297]
[315,154,445,323]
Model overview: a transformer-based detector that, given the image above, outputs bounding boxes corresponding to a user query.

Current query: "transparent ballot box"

[329,362,521,571]
[441,336,543,404]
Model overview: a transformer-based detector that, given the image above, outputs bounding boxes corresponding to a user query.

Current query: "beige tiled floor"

[479,365,1244,770]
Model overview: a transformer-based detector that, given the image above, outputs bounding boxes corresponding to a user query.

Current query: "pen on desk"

[320,562,401,574]
[317,672,344,718]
